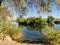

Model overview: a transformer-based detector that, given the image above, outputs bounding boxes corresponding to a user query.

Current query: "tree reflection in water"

[17,24,54,43]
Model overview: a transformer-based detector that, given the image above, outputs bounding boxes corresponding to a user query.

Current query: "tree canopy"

[0,6,10,21]
[0,0,60,18]
[0,0,60,11]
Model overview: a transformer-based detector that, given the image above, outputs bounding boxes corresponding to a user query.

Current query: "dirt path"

[0,40,45,45]
[0,40,60,45]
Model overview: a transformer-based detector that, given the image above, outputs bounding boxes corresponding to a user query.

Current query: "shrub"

[0,22,23,40]
[42,27,60,45]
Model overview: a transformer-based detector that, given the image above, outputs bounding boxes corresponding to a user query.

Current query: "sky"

[1,1,60,19]
[26,4,60,19]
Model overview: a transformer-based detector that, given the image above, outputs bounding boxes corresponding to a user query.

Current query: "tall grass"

[0,22,23,40]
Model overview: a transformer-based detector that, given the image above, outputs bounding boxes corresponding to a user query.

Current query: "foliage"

[16,16,26,23]
[0,6,10,21]
[42,27,60,45]
[0,0,60,17]
[16,16,47,26]
[7,24,23,40]
[0,28,7,39]
[1,0,60,10]
[47,16,54,24]
[0,0,60,19]
[26,17,35,24]
[26,25,45,31]
[0,22,23,40]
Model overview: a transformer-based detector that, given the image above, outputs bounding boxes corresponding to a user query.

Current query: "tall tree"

[0,0,60,17]
[0,7,10,21]
[0,0,60,11]
[0,0,2,5]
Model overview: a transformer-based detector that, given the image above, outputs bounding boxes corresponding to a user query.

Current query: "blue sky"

[26,4,60,19]
[1,1,60,19]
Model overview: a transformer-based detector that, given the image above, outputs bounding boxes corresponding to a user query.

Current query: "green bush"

[0,22,23,40]
[42,27,60,45]
[0,22,10,39]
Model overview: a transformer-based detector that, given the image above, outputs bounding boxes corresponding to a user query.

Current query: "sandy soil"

[0,40,47,45]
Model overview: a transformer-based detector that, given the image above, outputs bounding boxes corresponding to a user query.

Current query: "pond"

[12,22,60,43]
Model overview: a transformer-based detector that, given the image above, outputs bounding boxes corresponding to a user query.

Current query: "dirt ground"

[0,40,47,45]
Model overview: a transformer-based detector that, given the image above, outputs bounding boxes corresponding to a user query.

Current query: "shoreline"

[0,40,48,45]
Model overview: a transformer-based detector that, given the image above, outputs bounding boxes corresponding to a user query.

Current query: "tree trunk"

[0,0,2,6]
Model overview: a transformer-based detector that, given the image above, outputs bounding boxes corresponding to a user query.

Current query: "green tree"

[26,17,35,24]
[47,16,54,25]
[0,0,60,13]
[0,0,60,18]
[16,16,26,24]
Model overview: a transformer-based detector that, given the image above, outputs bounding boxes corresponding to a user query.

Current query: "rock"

[4,36,12,41]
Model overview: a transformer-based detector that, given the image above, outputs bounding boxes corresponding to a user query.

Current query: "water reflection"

[48,23,54,27]
[53,24,60,30]
[12,22,60,42]
[19,25,46,31]
[22,27,41,41]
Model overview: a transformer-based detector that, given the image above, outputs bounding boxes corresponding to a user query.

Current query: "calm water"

[53,24,60,30]
[12,22,60,42]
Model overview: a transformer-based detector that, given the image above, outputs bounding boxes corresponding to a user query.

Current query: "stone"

[4,36,12,41]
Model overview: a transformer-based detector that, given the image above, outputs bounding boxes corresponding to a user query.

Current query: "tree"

[0,6,10,21]
[16,16,25,23]
[0,0,60,18]
[0,0,60,12]
[0,0,2,5]
[47,16,54,24]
